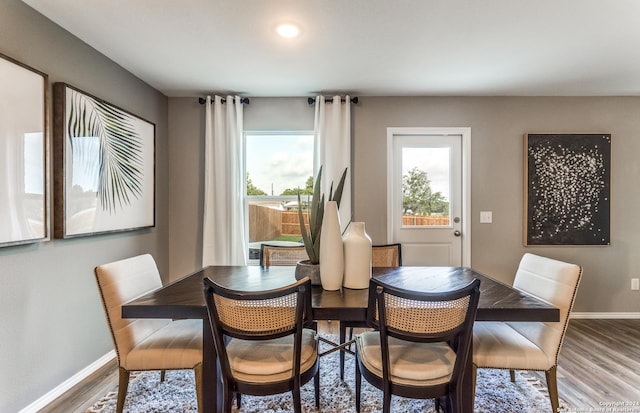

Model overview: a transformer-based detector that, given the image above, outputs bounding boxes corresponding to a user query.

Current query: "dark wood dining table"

[122,265,559,412]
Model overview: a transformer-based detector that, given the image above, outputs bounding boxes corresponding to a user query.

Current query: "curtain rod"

[198,97,250,105]
[307,97,359,105]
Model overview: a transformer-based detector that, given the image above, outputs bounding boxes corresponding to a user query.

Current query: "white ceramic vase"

[319,201,344,291]
[342,222,372,289]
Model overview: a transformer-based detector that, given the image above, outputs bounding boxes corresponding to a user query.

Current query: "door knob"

[453,230,461,237]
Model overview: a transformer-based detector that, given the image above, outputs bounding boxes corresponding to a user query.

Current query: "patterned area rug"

[88,336,562,412]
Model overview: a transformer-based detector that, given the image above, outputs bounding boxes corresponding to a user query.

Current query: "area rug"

[87,337,564,412]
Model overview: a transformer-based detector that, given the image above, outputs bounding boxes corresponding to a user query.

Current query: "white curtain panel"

[202,95,247,266]
[314,95,352,231]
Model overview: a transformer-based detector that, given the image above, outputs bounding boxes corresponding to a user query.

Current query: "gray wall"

[168,96,640,314]
[0,1,169,412]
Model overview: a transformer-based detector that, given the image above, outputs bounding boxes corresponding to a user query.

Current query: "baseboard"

[18,350,116,413]
[571,312,640,319]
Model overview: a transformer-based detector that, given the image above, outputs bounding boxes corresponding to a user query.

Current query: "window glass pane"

[401,147,451,227]
[245,133,314,264]
[246,134,313,196]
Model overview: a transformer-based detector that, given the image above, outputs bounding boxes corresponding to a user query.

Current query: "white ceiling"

[22,0,640,97]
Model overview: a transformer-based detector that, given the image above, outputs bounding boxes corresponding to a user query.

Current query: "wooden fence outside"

[250,203,450,242]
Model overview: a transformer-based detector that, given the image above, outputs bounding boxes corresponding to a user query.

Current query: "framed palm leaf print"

[53,83,155,238]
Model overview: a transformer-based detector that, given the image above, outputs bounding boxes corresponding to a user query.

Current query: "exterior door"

[387,127,470,266]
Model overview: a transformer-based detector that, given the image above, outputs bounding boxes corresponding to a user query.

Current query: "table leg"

[202,319,222,412]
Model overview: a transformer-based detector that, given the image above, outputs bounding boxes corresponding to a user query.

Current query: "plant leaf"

[68,90,144,214]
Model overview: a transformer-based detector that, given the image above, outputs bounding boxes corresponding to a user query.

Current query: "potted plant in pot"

[294,166,348,286]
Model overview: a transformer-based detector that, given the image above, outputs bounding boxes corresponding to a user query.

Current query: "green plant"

[297,166,348,264]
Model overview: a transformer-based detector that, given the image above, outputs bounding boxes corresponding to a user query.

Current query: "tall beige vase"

[319,201,344,291]
[342,222,372,289]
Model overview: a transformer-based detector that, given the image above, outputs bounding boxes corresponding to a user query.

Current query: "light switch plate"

[480,211,493,224]
[632,278,640,291]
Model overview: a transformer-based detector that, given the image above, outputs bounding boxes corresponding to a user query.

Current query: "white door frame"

[386,127,472,267]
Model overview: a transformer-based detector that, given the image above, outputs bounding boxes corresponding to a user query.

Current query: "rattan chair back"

[371,243,402,267]
[368,277,480,343]
[203,276,319,412]
[260,244,309,266]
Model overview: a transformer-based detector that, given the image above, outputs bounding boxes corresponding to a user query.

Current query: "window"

[245,132,314,264]
[401,146,451,227]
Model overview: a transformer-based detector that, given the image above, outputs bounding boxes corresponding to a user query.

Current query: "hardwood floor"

[40,319,640,412]
[529,319,640,410]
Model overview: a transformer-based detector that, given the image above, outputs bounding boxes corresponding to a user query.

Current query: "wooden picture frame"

[53,83,155,238]
[0,53,48,247]
[524,133,611,246]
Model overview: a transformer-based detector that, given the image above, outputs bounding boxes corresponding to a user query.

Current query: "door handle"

[453,230,461,237]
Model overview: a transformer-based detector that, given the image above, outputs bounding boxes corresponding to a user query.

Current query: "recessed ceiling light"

[276,23,300,39]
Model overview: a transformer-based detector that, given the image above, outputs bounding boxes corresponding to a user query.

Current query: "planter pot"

[319,201,344,290]
[295,260,322,285]
[342,222,372,289]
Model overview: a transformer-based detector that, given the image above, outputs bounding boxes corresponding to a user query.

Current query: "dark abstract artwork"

[525,133,611,246]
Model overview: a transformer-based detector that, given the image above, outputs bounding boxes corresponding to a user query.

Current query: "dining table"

[122,265,559,412]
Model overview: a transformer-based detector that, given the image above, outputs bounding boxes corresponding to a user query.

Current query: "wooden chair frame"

[355,277,480,413]
[203,276,319,413]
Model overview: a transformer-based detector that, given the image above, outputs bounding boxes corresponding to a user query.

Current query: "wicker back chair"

[371,243,402,267]
[355,277,480,413]
[203,276,319,413]
[260,244,308,266]
[339,243,402,379]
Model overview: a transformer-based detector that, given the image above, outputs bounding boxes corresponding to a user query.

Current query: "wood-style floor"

[40,319,640,412]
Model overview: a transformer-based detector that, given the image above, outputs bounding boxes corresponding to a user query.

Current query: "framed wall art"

[524,133,611,246]
[0,53,48,247]
[53,83,155,238]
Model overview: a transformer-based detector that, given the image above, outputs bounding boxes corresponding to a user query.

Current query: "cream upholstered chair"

[203,276,320,413]
[94,254,203,413]
[472,253,582,413]
[356,277,481,413]
[340,243,402,379]
[260,244,308,266]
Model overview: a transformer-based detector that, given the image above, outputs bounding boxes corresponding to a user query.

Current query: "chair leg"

[223,386,234,413]
[193,363,203,413]
[355,357,362,413]
[160,369,166,382]
[382,389,392,413]
[236,393,241,408]
[116,367,130,413]
[471,364,477,409]
[340,322,346,380]
[509,369,516,382]
[314,367,320,408]
[545,365,560,413]
[292,385,302,413]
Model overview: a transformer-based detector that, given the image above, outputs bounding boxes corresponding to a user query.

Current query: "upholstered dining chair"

[472,253,582,413]
[339,243,402,379]
[355,277,481,413]
[260,243,309,266]
[203,276,320,413]
[94,254,203,413]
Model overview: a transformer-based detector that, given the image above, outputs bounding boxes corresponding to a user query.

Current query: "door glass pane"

[401,147,451,227]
